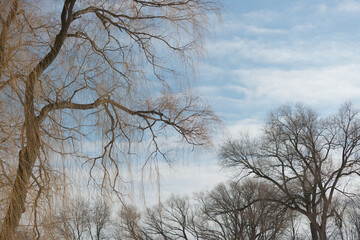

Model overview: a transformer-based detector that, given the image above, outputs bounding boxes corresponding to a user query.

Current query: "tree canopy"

[220,103,360,240]
[0,0,220,238]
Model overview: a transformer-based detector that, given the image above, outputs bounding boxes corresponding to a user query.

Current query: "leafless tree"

[115,181,291,240]
[52,196,112,240]
[115,196,196,239]
[348,197,360,239]
[331,194,360,240]
[113,205,149,240]
[195,180,291,240]
[116,196,200,239]
[142,196,196,239]
[88,199,111,240]
[220,103,360,240]
[55,198,91,240]
[0,0,220,238]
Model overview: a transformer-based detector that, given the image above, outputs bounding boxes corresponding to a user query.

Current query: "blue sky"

[120,0,360,206]
[201,0,360,124]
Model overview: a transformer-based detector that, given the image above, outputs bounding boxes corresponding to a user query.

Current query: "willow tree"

[0,0,220,238]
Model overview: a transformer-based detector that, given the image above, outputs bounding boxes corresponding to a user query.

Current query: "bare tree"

[142,196,196,239]
[55,198,90,240]
[348,197,360,239]
[53,197,112,240]
[333,194,360,240]
[117,196,201,239]
[220,103,360,240]
[0,0,220,238]
[113,205,149,240]
[195,180,290,240]
[89,199,111,240]
[115,181,291,240]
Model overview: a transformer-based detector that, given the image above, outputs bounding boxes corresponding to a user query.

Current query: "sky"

[114,0,360,207]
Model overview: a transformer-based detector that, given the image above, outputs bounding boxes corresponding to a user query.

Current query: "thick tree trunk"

[0,68,41,239]
[0,1,74,238]
[318,227,327,240]
[310,222,319,240]
[0,147,38,239]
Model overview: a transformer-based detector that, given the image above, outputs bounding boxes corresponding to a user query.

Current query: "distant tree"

[113,205,148,240]
[348,197,360,239]
[0,0,220,238]
[55,198,90,240]
[115,196,197,239]
[53,197,111,240]
[143,196,196,239]
[89,199,111,240]
[115,180,292,240]
[220,103,360,240]
[195,180,291,239]
[335,195,360,240]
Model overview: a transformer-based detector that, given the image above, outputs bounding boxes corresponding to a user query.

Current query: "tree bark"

[0,1,75,237]
[0,146,39,239]
[310,222,319,240]
[318,227,327,240]
[0,0,19,78]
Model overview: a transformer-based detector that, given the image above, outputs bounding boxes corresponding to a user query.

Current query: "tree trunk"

[318,227,327,240]
[1,64,41,240]
[0,147,38,239]
[310,222,319,240]
[0,1,73,237]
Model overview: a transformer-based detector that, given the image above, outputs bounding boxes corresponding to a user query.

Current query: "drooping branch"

[37,95,215,146]
[0,0,19,80]
[0,0,221,238]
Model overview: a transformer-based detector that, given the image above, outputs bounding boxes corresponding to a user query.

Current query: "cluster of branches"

[12,182,360,240]
[30,179,291,240]
[220,103,360,240]
[0,0,220,238]
[115,180,292,240]
[50,197,111,240]
[25,180,360,240]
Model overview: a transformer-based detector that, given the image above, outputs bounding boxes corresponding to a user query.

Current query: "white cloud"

[221,21,286,35]
[224,119,263,139]
[233,64,360,105]
[241,24,286,34]
[317,4,328,14]
[337,0,360,12]
[207,38,360,66]
[240,10,279,24]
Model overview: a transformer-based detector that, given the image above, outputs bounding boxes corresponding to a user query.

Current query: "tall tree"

[220,103,360,240]
[0,0,220,238]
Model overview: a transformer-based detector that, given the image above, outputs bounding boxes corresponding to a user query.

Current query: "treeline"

[114,183,360,240]
[15,179,360,239]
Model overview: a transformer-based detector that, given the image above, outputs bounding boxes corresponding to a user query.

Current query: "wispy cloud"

[207,38,360,67]
[241,24,286,34]
[336,0,360,12]
[240,10,279,24]
[233,64,360,105]
[221,21,286,35]
[224,119,263,139]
